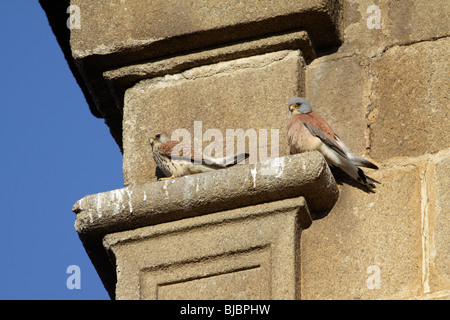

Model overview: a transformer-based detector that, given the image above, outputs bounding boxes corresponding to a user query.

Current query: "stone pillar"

[40,0,343,299]
[73,153,338,299]
[42,0,450,300]
[104,197,309,300]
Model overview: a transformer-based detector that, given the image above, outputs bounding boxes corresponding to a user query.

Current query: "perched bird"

[148,129,249,180]
[286,97,378,189]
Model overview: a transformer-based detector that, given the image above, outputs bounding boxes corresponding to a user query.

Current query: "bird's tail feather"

[213,153,250,167]
[335,137,379,170]
[338,156,377,189]
[349,154,379,170]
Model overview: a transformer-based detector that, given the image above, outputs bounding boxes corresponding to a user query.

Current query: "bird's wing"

[208,153,250,167]
[299,112,349,160]
[158,141,196,162]
[159,140,228,168]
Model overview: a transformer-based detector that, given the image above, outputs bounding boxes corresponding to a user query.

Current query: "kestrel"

[286,97,378,189]
[149,129,249,180]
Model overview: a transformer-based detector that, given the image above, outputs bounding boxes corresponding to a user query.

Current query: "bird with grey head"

[286,96,379,190]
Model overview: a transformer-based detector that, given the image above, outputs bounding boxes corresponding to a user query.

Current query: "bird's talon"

[158,175,175,181]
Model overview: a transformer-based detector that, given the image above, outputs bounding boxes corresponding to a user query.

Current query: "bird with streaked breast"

[286,97,379,189]
[148,129,250,180]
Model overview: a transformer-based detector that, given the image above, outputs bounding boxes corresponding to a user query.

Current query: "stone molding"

[73,152,338,298]
[103,196,310,299]
[40,0,342,150]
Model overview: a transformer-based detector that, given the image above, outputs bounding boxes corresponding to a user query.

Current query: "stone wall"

[41,0,449,299]
[300,0,449,299]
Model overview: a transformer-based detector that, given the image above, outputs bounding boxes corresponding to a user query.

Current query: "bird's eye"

[155,134,160,138]
[296,103,301,107]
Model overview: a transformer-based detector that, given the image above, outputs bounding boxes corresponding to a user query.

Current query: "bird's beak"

[149,138,155,146]
[289,105,295,112]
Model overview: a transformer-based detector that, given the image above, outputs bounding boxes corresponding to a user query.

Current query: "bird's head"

[148,130,170,147]
[288,97,312,115]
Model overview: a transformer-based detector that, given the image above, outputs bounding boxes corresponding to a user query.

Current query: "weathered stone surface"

[305,52,370,156]
[412,290,450,300]
[74,151,337,299]
[426,153,450,293]
[74,151,337,298]
[341,0,450,57]
[42,0,450,301]
[103,196,310,300]
[123,50,305,186]
[74,152,337,238]
[41,1,342,151]
[104,31,315,111]
[369,38,450,161]
[300,164,424,299]
[70,0,341,59]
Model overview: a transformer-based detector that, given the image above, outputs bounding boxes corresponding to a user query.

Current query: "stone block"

[123,50,305,186]
[104,30,315,111]
[412,290,450,300]
[341,0,450,57]
[305,53,370,156]
[300,164,424,299]
[74,152,337,237]
[369,38,450,161]
[426,153,450,292]
[102,196,311,300]
[70,0,341,59]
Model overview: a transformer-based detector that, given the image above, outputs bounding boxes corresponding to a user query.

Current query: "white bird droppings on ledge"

[125,187,133,214]
[250,165,258,188]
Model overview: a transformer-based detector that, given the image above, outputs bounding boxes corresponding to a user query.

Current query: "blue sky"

[0,2,123,299]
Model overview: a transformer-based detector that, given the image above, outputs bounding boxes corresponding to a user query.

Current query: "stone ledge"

[70,0,341,60]
[72,152,338,298]
[74,152,337,238]
[104,31,315,112]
